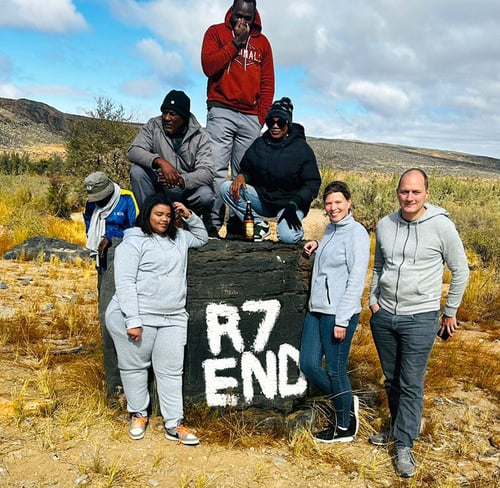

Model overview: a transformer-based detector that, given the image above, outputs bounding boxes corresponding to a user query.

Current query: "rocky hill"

[1,97,499,177]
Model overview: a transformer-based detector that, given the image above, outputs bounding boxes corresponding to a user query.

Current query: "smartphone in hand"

[437,321,460,341]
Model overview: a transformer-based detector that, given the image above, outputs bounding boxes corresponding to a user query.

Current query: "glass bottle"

[243,201,254,242]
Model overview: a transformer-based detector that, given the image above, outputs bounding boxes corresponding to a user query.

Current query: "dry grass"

[0,170,499,486]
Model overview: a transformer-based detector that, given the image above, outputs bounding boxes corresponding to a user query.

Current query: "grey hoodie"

[369,203,469,316]
[108,213,208,329]
[308,214,370,327]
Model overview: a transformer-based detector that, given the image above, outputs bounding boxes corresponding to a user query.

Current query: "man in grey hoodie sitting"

[368,168,469,478]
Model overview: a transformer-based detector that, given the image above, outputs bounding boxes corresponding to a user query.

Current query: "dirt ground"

[0,210,499,487]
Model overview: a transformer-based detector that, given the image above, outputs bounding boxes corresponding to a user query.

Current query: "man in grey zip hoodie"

[369,168,469,478]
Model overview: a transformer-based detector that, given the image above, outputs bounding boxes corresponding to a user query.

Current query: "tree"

[65,97,138,189]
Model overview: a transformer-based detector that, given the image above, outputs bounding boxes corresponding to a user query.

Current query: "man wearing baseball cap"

[83,171,138,400]
[128,89,217,236]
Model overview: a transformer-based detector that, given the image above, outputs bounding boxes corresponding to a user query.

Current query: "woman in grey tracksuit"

[106,193,208,444]
[300,181,370,443]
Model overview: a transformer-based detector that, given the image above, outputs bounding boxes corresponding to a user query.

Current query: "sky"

[1,0,500,160]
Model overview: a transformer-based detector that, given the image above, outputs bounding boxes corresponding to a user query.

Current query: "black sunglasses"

[265,118,287,129]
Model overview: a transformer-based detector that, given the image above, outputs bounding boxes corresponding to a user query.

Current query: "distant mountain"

[0,97,499,177]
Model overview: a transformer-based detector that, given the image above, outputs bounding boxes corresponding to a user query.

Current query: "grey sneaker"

[129,414,148,440]
[395,446,416,478]
[165,424,200,445]
[369,429,393,446]
[254,221,271,242]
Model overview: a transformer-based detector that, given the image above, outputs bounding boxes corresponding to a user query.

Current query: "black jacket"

[240,123,321,215]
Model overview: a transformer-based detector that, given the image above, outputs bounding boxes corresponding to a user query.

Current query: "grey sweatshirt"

[308,214,370,327]
[369,203,469,316]
[109,213,208,329]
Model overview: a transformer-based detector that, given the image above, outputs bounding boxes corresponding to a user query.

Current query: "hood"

[396,203,449,225]
[262,122,306,147]
[123,227,147,239]
[224,6,263,36]
[391,203,450,263]
[152,113,202,142]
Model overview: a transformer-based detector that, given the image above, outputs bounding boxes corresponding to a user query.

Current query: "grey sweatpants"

[206,107,261,229]
[105,300,188,429]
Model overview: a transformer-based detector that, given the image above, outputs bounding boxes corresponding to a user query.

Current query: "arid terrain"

[0,210,499,487]
[0,98,499,487]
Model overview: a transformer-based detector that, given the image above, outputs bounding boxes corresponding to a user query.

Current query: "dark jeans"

[130,165,215,229]
[370,308,440,448]
[300,311,359,428]
[97,242,122,398]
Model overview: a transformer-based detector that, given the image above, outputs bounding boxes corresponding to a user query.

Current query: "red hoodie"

[201,6,275,125]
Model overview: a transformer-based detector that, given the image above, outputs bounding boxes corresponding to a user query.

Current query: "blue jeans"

[220,181,305,244]
[370,308,440,448]
[299,312,359,428]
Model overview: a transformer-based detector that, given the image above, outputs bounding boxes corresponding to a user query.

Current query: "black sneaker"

[312,425,354,443]
[349,395,360,437]
[207,228,220,240]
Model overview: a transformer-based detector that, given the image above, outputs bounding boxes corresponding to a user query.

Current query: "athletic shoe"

[313,424,354,443]
[207,228,220,240]
[395,446,416,478]
[350,395,360,437]
[254,221,271,242]
[165,424,200,445]
[129,414,148,440]
[369,429,393,446]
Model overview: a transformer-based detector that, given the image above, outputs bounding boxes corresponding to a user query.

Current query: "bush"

[64,97,137,188]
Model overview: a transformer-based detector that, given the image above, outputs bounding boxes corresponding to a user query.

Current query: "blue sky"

[1,0,500,160]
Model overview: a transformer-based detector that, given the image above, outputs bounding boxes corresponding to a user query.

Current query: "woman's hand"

[302,240,319,258]
[127,327,142,341]
[333,326,346,340]
[173,201,192,219]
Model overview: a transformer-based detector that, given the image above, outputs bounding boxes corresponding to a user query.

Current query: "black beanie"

[160,90,190,120]
[266,97,294,128]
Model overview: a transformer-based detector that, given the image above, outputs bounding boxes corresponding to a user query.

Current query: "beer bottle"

[243,201,255,242]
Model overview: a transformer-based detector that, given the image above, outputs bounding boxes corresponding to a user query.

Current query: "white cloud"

[136,38,184,80]
[0,0,87,33]
[0,83,23,98]
[346,81,411,116]
[122,79,160,98]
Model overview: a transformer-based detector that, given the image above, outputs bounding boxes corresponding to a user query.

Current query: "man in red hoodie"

[201,0,274,238]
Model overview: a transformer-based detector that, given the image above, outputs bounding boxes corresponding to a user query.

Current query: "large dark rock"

[3,236,91,262]
[4,237,312,413]
[184,240,312,413]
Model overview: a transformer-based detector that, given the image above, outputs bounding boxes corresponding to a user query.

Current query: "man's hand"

[233,20,250,46]
[98,237,110,258]
[278,204,301,231]
[229,174,247,200]
[155,158,181,188]
[438,315,460,339]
